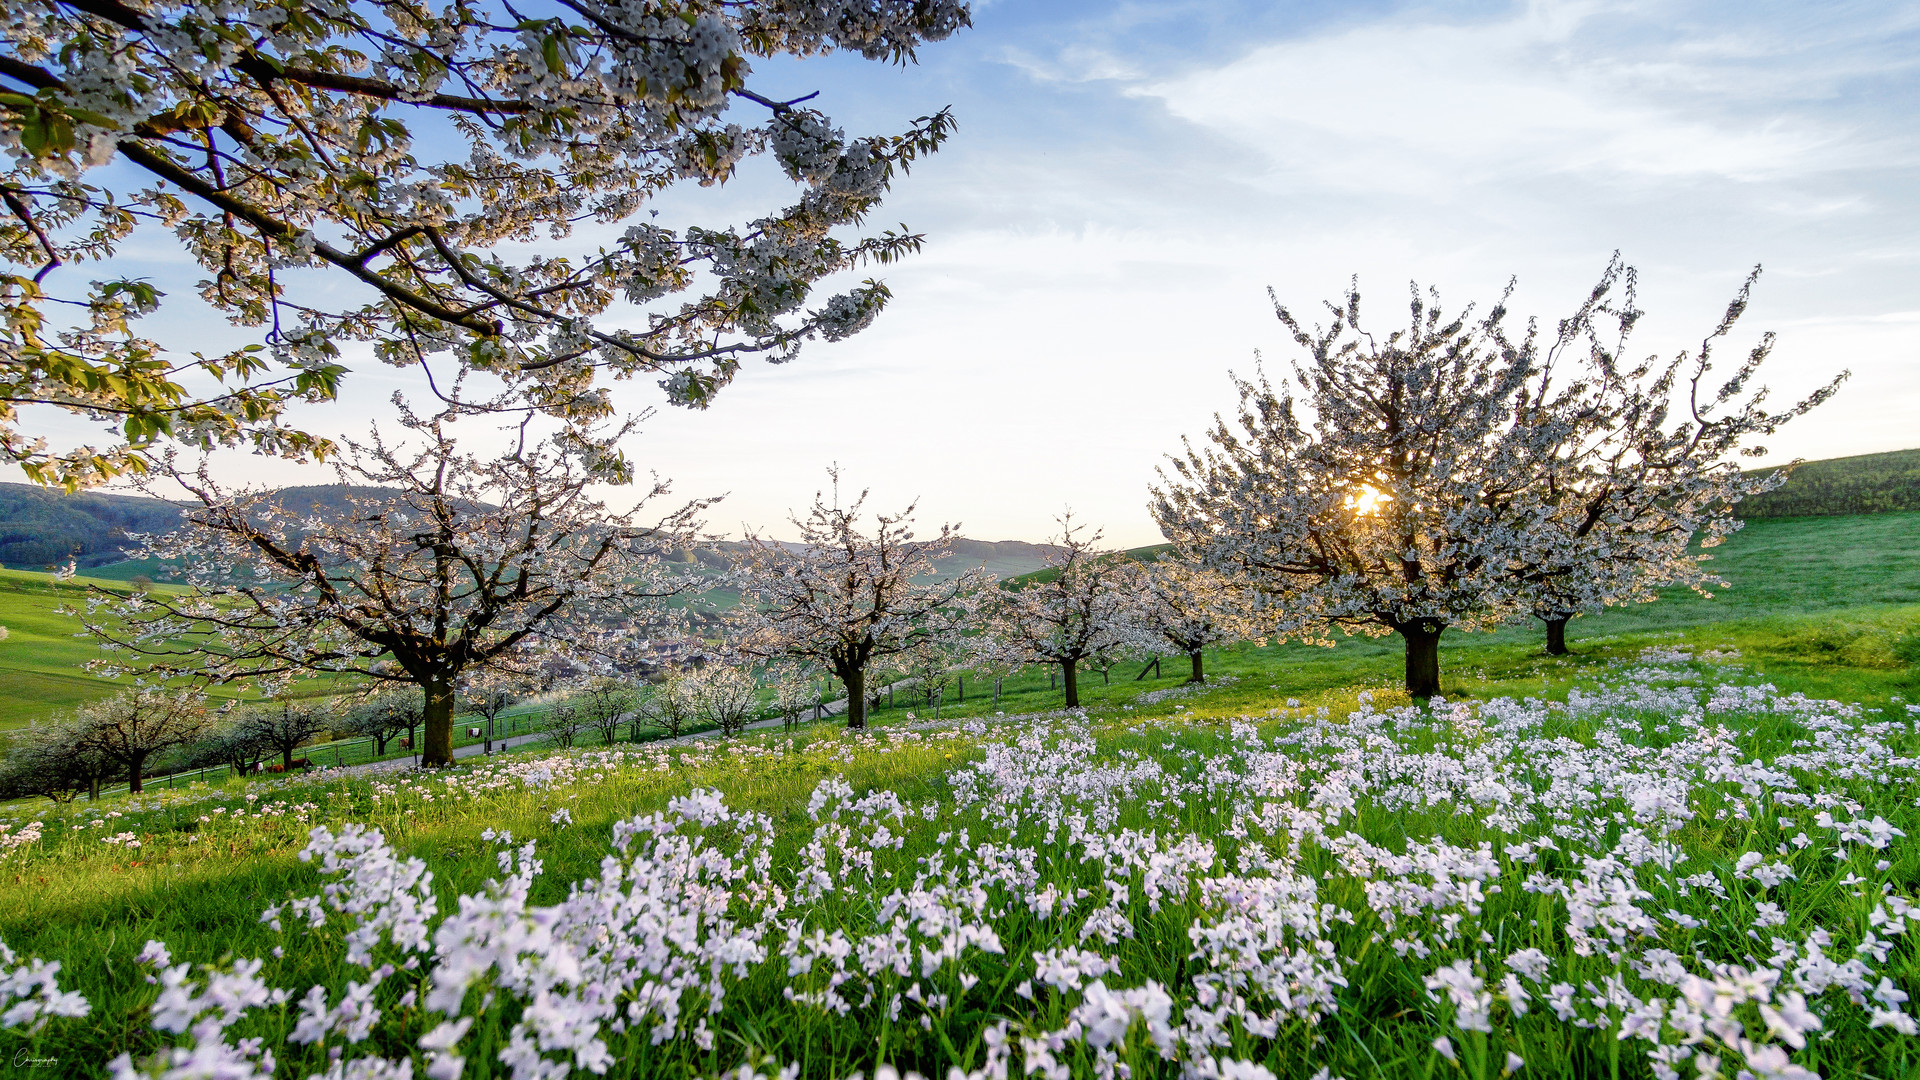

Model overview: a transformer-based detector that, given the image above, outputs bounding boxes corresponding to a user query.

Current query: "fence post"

[994,678,1001,707]
[957,676,964,702]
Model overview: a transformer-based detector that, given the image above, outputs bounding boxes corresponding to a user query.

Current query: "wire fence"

[95,735,389,797]
[86,690,860,800]
[93,708,568,797]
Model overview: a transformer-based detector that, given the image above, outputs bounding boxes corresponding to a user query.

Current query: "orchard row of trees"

[732,258,1843,705]
[40,257,1837,766]
[0,660,834,802]
[0,688,426,800]
[2,1,1845,758]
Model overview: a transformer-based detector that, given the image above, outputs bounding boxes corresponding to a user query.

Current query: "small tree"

[770,663,825,731]
[197,721,271,779]
[0,719,112,802]
[74,688,208,793]
[460,678,518,755]
[978,516,1141,709]
[733,469,988,730]
[1133,560,1259,684]
[634,669,701,740]
[627,681,657,743]
[1084,643,1141,690]
[576,678,635,747]
[346,690,420,759]
[543,704,586,750]
[903,641,962,709]
[234,699,333,771]
[692,665,761,738]
[87,408,705,766]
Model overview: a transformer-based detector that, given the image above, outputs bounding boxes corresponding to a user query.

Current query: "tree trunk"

[1062,659,1080,708]
[1188,649,1205,684]
[1399,620,1445,700]
[422,677,455,766]
[127,750,147,794]
[1542,615,1571,656]
[282,745,296,770]
[843,666,867,731]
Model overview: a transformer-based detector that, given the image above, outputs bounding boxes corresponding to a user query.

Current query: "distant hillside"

[0,481,1062,583]
[1003,542,1170,587]
[929,538,1067,580]
[0,483,185,569]
[687,536,1065,583]
[1740,448,1920,519]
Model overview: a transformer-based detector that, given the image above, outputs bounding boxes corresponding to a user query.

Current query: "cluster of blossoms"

[0,819,41,862]
[1135,675,1241,708]
[0,938,88,1032]
[0,0,971,485]
[8,649,1920,1078]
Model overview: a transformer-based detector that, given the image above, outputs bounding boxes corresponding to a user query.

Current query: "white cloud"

[1135,2,1871,194]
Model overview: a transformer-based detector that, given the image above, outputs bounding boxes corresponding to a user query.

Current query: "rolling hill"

[0,483,185,570]
[1738,447,1920,518]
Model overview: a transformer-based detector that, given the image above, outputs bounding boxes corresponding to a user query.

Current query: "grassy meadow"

[0,510,1917,1079]
[863,510,1920,726]
[4,511,1915,731]
[0,568,357,730]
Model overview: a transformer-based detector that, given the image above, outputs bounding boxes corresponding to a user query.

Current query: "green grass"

[3,641,1917,1077]
[867,509,1920,727]
[858,601,1920,730]
[0,569,379,730]
[0,569,192,727]
[6,510,1908,732]
[7,508,1920,1077]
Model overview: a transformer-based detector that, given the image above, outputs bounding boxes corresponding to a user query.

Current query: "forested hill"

[0,483,185,569]
[1740,448,1920,518]
[0,483,425,571]
[1,481,1067,580]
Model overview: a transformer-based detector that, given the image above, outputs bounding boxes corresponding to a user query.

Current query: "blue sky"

[25,0,1920,547]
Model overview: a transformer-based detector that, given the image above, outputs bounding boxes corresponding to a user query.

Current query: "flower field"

[3,647,1919,1079]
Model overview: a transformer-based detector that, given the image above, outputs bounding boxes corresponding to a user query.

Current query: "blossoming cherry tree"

[0,0,970,487]
[1152,279,1554,699]
[731,469,987,730]
[1502,259,1844,654]
[86,407,708,766]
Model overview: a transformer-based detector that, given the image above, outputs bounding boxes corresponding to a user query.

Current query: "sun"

[1346,483,1392,516]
